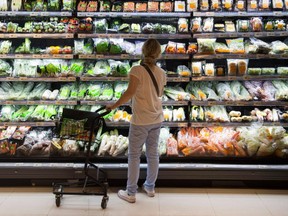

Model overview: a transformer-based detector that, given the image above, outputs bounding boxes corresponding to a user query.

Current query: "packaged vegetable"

[163,107,173,121]
[202,18,214,32]
[192,61,203,76]
[204,63,215,76]
[225,20,236,32]
[0,40,12,54]
[227,59,238,75]
[215,42,230,53]
[176,43,186,54]
[148,1,159,12]
[226,38,245,54]
[177,65,191,77]
[178,18,189,33]
[94,18,108,32]
[262,67,276,75]
[272,0,284,9]
[175,1,186,11]
[259,0,271,10]
[109,38,123,54]
[99,0,111,12]
[214,23,225,32]
[187,0,198,11]
[264,20,274,31]
[0,59,12,76]
[134,41,144,55]
[62,0,73,11]
[142,23,154,34]
[197,38,216,54]
[136,2,147,12]
[123,2,135,12]
[285,0,288,8]
[69,60,84,76]
[277,67,288,75]
[250,17,263,32]
[200,0,209,10]
[274,19,286,31]
[161,24,176,34]
[187,43,198,54]
[237,20,250,32]
[211,0,222,10]
[237,59,248,75]
[111,1,122,11]
[222,0,233,10]
[48,0,60,10]
[87,1,97,12]
[190,17,202,33]
[248,0,259,10]
[173,107,185,121]
[248,67,262,75]
[93,38,109,54]
[166,41,177,54]
[160,1,173,12]
[0,0,8,11]
[216,65,225,76]
[235,0,246,10]
[270,40,288,54]
[118,23,130,33]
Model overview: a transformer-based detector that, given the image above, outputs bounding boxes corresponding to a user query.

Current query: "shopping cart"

[52,107,110,209]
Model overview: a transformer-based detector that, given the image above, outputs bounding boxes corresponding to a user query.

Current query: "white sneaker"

[142,185,155,197]
[117,190,136,203]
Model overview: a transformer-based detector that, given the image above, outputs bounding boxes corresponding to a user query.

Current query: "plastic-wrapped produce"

[237,59,248,75]
[175,1,186,11]
[0,0,8,11]
[163,107,173,121]
[99,0,111,11]
[202,18,214,32]
[262,67,276,75]
[250,17,263,32]
[211,0,222,10]
[215,42,230,53]
[215,82,235,101]
[270,40,288,54]
[123,2,135,12]
[235,0,246,10]
[264,20,274,31]
[0,59,12,76]
[148,1,159,12]
[114,82,128,100]
[277,67,288,75]
[192,61,203,76]
[272,0,284,9]
[0,40,12,54]
[200,0,209,11]
[259,0,271,10]
[28,83,50,100]
[248,0,259,11]
[57,85,71,100]
[222,0,233,10]
[99,83,114,101]
[197,38,216,54]
[190,17,202,33]
[204,63,215,76]
[160,1,173,12]
[230,81,252,101]
[227,59,238,76]
[85,82,102,100]
[226,38,245,54]
[187,0,198,11]
[178,18,189,33]
[274,19,286,31]
[237,20,250,32]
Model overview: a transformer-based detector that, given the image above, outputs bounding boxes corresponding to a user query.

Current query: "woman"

[106,39,166,203]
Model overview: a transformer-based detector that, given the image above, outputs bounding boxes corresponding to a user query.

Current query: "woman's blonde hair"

[142,39,161,65]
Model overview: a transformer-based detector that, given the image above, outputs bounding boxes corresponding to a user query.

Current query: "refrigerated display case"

[0,0,287,181]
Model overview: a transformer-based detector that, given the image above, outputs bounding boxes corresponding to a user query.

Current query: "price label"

[19,77,28,81]
[281,54,288,59]
[68,77,76,81]
[98,34,106,38]
[30,12,38,16]
[80,77,88,81]
[208,101,215,106]
[96,54,104,58]
[279,32,287,36]
[267,32,275,36]
[64,54,72,59]
[238,11,247,15]
[40,12,48,16]
[226,101,234,106]
[42,54,50,58]
[216,54,224,59]
[27,101,35,105]
[52,54,61,58]
[8,12,16,16]
[68,101,76,105]
[0,54,5,58]
[242,33,250,37]
[55,101,62,105]
[0,12,6,16]
[123,13,132,18]
[254,32,263,37]
[0,34,4,38]
[5,101,12,105]
[121,77,129,81]
[61,12,71,16]
[229,33,238,37]
[8,34,17,38]
[58,77,67,81]
[236,101,245,106]
[87,101,95,105]
[253,101,262,106]
[36,122,46,126]
[32,54,41,58]
[86,13,94,17]
[15,54,24,58]
[273,11,282,16]
[206,12,215,16]
[121,54,129,59]
[33,34,42,38]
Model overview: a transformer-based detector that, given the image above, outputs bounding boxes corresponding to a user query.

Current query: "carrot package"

[248,0,259,11]
[187,0,198,11]
[222,0,234,11]
[166,41,177,54]
[136,2,147,12]
[123,2,135,12]
[272,0,284,9]
[200,0,210,11]
[259,0,271,10]
[211,0,222,11]
[190,17,202,33]
[148,1,159,12]
[176,43,186,54]
[175,1,186,11]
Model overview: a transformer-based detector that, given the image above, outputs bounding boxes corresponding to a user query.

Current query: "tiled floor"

[0,186,288,216]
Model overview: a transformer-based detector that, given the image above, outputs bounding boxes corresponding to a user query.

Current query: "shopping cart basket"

[52,107,110,209]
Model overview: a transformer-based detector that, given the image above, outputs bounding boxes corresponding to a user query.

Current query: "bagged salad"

[197,38,216,54]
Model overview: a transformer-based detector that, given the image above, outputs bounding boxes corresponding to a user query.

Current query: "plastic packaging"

[176,43,186,54]
[272,0,284,9]
[259,0,271,10]
[48,0,60,11]
[99,0,111,12]
[187,43,198,54]
[248,0,259,11]
[222,0,233,10]
[111,1,122,11]
[200,0,209,11]
[166,41,177,54]
[62,0,73,11]
[123,2,135,12]
[248,68,262,75]
[148,1,159,12]
[0,0,8,11]
[204,63,215,76]
[197,38,216,54]
[202,18,214,32]
[215,42,230,53]
[264,20,274,31]
[175,1,186,11]
[187,0,198,11]
[274,19,286,31]
[136,2,147,12]
[237,59,248,75]
[225,20,236,32]
[211,0,222,10]
[94,19,108,32]
[192,61,203,76]
[226,38,245,54]
[262,67,276,75]
[235,0,246,10]
[216,66,225,76]
[177,65,191,77]
[227,59,238,75]
[190,17,202,33]
[250,17,263,32]
[237,20,250,32]
[277,67,288,75]
[178,18,189,33]
[160,1,173,12]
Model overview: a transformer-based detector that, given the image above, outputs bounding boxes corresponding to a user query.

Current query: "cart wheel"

[101,196,109,209]
[55,195,61,207]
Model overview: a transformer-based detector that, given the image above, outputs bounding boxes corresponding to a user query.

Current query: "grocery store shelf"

[78,54,189,60]
[0,77,76,82]
[80,76,129,81]
[193,31,288,38]
[191,100,288,107]
[0,121,56,127]
[166,77,190,82]
[193,54,288,59]
[77,12,191,18]
[80,101,130,106]
[0,11,72,17]
[78,33,191,39]
[0,100,77,105]
[0,33,74,39]
[0,54,73,59]
[190,122,288,127]
[105,121,130,127]
[162,121,189,127]
[192,75,288,81]
[162,100,189,106]
[193,11,288,17]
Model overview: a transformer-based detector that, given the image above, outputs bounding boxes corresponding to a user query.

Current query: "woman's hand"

[105,104,114,111]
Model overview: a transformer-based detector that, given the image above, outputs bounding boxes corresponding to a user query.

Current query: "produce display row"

[0,125,287,159]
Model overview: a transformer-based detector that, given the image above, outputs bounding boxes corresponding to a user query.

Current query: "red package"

[87,1,98,12]
[148,1,159,12]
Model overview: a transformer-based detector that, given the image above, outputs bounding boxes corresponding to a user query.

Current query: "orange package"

[136,2,147,12]
[123,2,135,12]
[148,1,159,12]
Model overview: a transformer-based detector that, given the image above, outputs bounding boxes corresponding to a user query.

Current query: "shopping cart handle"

[95,106,108,113]
[95,106,111,118]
